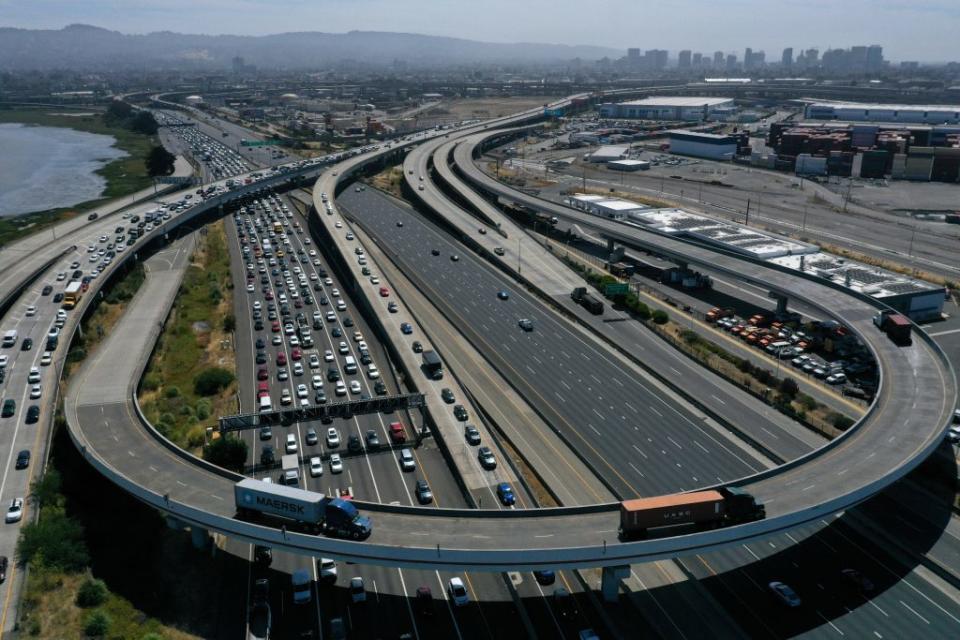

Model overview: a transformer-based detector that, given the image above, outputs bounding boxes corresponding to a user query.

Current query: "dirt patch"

[438,97,561,121]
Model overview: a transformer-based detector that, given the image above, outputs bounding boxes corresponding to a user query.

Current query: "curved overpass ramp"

[60,97,958,572]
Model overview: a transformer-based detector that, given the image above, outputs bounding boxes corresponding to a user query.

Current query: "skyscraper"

[713,51,724,67]
[678,50,692,69]
[781,47,793,67]
[744,48,753,69]
[866,45,884,70]
[627,48,641,60]
[692,52,703,67]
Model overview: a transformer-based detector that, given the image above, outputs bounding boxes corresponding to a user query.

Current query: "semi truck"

[62,281,83,310]
[421,350,443,380]
[234,478,372,539]
[619,486,765,539]
[571,287,604,315]
[873,310,912,346]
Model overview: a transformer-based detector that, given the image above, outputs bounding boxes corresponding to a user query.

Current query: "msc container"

[620,490,725,537]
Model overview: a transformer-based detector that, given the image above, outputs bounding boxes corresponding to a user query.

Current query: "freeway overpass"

[57,94,957,576]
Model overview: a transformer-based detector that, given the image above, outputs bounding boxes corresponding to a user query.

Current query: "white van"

[259,395,272,412]
[2,330,17,348]
[343,356,357,375]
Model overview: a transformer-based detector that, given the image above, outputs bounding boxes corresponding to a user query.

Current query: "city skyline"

[1,0,959,62]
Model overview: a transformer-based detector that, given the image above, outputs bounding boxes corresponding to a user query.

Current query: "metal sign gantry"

[218,392,425,433]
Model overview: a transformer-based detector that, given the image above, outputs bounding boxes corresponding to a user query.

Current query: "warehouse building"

[805,102,960,125]
[564,194,647,220]
[587,145,629,163]
[667,130,739,160]
[608,159,650,171]
[599,97,735,121]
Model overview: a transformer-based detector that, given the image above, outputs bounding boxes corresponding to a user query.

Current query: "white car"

[293,362,304,376]
[326,427,340,448]
[5,498,23,524]
[25,305,36,317]
[296,384,308,399]
[318,557,337,581]
[353,332,364,342]
[309,456,323,477]
[825,372,847,385]
[272,335,282,345]
[349,380,361,395]
[246,283,255,292]
[56,272,66,281]
[448,577,469,607]
[324,350,334,362]
[331,288,340,298]
[29,385,42,399]
[311,375,323,389]
[285,434,298,453]
[0,355,7,368]
[335,381,347,396]
[40,352,52,366]
[309,354,320,369]
[334,221,342,229]
[370,276,380,285]
[367,365,380,379]
[338,342,349,355]
[28,367,40,383]
[280,388,292,404]
[329,453,343,474]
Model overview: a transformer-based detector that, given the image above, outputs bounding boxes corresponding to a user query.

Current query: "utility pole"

[908,225,917,257]
[744,198,751,226]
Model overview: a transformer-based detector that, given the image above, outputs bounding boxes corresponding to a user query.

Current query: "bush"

[76,578,108,608]
[755,368,774,386]
[66,348,87,363]
[17,509,89,572]
[196,399,212,420]
[223,313,236,332]
[737,359,754,374]
[141,374,161,392]
[84,610,111,637]
[831,413,855,430]
[798,394,818,411]
[779,377,800,398]
[652,309,669,325]
[203,437,248,472]
[30,470,63,510]
[164,386,180,399]
[194,367,235,396]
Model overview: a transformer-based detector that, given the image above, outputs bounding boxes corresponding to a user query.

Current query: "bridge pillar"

[768,291,789,315]
[600,565,631,602]
[191,526,210,550]
[165,516,183,530]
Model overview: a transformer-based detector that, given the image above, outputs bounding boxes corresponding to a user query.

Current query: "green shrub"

[222,313,236,332]
[652,309,669,324]
[84,610,111,637]
[737,359,755,374]
[194,367,235,396]
[196,399,212,420]
[76,578,108,608]
[831,413,855,430]
[203,437,248,472]
[141,374,161,392]
[164,386,180,399]
[798,394,818,411]
[779,377,799,398]
[17,509,89,572]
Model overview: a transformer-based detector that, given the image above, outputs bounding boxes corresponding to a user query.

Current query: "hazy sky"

[2,0,958,61]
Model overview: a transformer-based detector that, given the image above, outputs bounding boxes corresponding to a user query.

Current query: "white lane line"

[899,600,930,625]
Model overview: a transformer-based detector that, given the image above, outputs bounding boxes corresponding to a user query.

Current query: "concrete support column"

[191,525,210,550]
[165,516,183,530]
[770,293,789,315]
[601,564,631,602]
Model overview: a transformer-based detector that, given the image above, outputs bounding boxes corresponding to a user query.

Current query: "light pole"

[908,225,917,258]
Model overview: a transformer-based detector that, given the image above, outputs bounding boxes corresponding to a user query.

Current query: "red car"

[291,348,302,361]
[389,422,407,444]
[271,321,281,333]
[265,291,274,301]
[257,367,269,381]
[379,287,390,297]
[276,353,287,366]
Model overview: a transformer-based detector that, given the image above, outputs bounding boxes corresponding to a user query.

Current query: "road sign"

[217,393,426,433]
[240,139,283,147]
[605,283,629,296]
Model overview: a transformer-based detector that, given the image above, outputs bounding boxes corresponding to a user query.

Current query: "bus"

[63,281,83,309]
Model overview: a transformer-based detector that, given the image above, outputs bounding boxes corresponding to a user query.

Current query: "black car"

[441,388,455,404]
[477,446,496,469]
[348,434,362,453]
[453,404,468,421]
[72,270,82,279]
[412,341,423,354]
[53,293,64,303]
[260,445,275,466]
[25,405,40,424]
[41,285,53,296]
[0,556,7,583]
[254,320,264,331]
[415,586,433,616]
[365,430,380,449]
[464,425,481,446]
[534,570,556,586]
[254,545,272,567]
[21,338,32,351]
[255,338,266,349]
[342,317,354,327]
[259,426,272,441]
[374,380,387,396]
[327,367,341,382]
[331,327,342,338]
[315,390,327,404]
[415,480,433,504]
[431,249,440,256]
[1,400,14,418]
[15,450,30,470]
[255,350,267,364]
[359,350,372,365]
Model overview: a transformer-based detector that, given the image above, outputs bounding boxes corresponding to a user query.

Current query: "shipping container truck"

[571,287,604,315]
[619,487,765,539]
[873,310,912,346]
[62,281,83,309]
[234,478,372,539]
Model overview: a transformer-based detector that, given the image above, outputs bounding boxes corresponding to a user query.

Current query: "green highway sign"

[605,283,630,296]
[240,139,283,147]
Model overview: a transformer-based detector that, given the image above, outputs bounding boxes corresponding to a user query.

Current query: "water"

[0,122,128,217]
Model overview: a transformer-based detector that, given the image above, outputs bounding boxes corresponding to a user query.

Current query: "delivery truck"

[281,454,299,486]
[571,287,604,315]
[234,478,372,539]
[619,486,765,539]
[62,281,83,310]
[873,310,912,346]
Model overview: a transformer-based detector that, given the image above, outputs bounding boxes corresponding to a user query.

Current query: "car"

[278,368,289,381]
[478,227,487,235]
[374,380,387,395]
[318,557,337,583]
[308,354,321,369]
[477,446,496,469]
[518,319,534,332]
[41,285,52,296]
[496,482,516,506]
[335,380,347,396]
[533,570,556,586]
[29,385,41,400]
[21,338,32,351]
[399,448,416,471]
[347,434,362,453]
[400,323,413,335]
[5,498,23,523]
[431,249,440,256]
[367,364,380,380]
[259,426,273,441]
[441,388,455,404]
[0,556,7,582]
[415,585,433,616]
[578,630,600,640]
[25,406,40,424]
[350,576,366,603]
[554,587,576,618]
[768,581,801,607]
[365,430,381,449]
[329,453,343,474]
[15,450,31,470]
[349,380,361,394]
[412,341,423,354]
[826,372,847,385]
[453,404,468,421]
[450,254,460,262]
[387,301,398,313]
[40,351,52,366]
[447,577,469,607]
[25,305,36,317]
[296,383,308,399]
[285,433,298,453]
[415,479,433,504]
[338,341,349,355]
[309,456,324,477]
[497,290,510,300]
[464,425,481,446]
[840,568,875,592]
[494,247,505,256]
[389,421,407,443]
[396,221,404,228]
[326,427,340,448]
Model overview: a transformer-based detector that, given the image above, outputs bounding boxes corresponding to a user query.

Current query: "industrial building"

[667,131,740,160]
[598,97,734,121]
[607,159,650,171]
[587,145,629,163]
[564,194,648,220]
[805,102,960,125]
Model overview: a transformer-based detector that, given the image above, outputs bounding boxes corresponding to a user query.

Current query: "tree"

[203,437,248,472]
[146,145,176,177]
[779,377,800,399]
[194,367,235,396]
[652,309,669,324]
[130,111,158,135]
[222,313,236,332]
[104,100,133,123]
[30,469,63,509]
[17,509,89,571]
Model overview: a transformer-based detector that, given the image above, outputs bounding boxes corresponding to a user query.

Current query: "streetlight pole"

[908,225,917,258]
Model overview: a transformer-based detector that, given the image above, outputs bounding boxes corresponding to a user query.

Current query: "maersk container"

[235,478,327,524]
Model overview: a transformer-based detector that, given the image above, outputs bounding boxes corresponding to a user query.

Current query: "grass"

[139,220,237,450]
[16,423,225,639]
[367,165,405,198]
[0,108,160,248]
